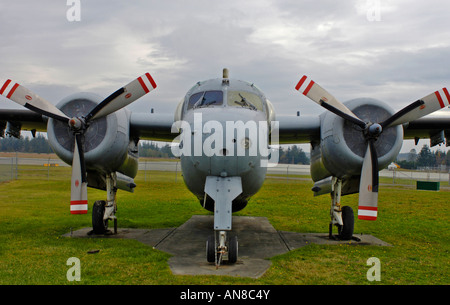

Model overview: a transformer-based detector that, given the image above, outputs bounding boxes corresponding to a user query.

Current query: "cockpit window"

[187,90,223,110]
[228,91,263,111]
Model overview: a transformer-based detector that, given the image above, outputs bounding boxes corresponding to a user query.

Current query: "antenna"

[223,68,229,79]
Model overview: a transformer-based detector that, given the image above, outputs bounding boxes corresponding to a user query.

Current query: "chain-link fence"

[0,157,18,182]
[0,156,183,182]
[0,155,70,182]
[1,156,449,188]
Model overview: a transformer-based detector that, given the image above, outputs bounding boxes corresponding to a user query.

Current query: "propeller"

[1,73,157,214]
[296,75,449,220]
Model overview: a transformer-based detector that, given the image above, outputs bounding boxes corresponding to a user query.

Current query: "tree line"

[0,136,311,164]
[140,142,311,164]
[0,135,53,154]
[396,144,450,169]
[4,136,450,169]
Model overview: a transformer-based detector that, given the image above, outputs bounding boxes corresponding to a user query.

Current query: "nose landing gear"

[204,176,242,267]
[207,232,238,267]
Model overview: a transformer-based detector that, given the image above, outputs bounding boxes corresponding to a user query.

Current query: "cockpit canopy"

[187,90,264,111]
[174,77,275,123]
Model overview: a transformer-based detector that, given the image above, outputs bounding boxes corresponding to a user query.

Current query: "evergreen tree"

[0,135,52,153]
[416,145,436,168]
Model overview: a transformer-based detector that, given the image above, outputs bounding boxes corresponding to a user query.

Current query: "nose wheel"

[206,231,238,267]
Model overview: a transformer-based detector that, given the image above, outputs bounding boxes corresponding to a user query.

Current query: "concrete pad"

[63,215,391,278]
[278,231,391,250]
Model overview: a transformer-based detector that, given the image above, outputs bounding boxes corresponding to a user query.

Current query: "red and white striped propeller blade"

[358,141,379,221]
[86,72,157,121]
[70,135,88,214]
[295,75,366,128]
[0,79,70,122]
[381,88,450,128]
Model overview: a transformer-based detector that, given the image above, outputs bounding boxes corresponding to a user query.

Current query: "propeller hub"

[68,117,84,131]
[368,123,382,137]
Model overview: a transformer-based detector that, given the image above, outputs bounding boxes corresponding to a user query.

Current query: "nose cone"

[184,108,267,176]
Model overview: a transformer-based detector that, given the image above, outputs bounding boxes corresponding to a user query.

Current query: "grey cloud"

[1,0,450,120]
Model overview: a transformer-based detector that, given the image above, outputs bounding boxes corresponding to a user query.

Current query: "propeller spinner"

[1,73,157,214]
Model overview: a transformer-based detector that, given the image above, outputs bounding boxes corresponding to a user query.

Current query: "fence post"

[144,161,147,182]
[10,157,14,180]
[175,161,178,182]
[47,157,51,181]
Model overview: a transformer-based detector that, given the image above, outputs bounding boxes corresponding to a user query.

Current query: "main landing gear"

[91,173,118,235]
[329,178,356,241]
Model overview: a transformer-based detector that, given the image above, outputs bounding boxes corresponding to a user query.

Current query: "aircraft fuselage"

[173,75,276,212]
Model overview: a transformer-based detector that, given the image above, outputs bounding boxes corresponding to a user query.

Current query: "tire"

[92,200,108,234]
[228,236,238,264]
[206,235,216,263]
[338,206,354,240]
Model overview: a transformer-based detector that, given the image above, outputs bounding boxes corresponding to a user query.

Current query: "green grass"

[0,166,448,285]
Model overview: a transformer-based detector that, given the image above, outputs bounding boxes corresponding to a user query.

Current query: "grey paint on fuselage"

[180,108,268,202]
[177,78,273,207]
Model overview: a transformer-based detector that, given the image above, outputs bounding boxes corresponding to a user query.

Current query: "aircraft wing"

[129,112,176,142]
[276,111,450,147]
[2,107,450,146]
[404,111,450,146]
[0,109,47,136]
[276,114,321,144]
[0,108,177,142]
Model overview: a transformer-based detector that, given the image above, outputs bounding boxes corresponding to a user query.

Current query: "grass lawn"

[0,166,448,285]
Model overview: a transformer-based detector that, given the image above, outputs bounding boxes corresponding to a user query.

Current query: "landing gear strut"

[91,173,118,235]
[329,178,355,240]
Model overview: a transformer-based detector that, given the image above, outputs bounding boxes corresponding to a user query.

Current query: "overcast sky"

[1,0,449,152]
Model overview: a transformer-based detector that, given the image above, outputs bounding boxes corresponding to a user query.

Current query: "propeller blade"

[70,134,88,214]
[0,79,70,123]
[381,88,450,128]
[85,72,157,121]
[358,140,379,221]
[295,75,366,128]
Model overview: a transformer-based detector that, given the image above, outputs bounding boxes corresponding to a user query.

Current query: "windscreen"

[227,91,263,111]
[187,90,223,110]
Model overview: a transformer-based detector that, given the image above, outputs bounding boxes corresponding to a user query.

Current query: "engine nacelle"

[311,98,403,182]
[47,93,138,184]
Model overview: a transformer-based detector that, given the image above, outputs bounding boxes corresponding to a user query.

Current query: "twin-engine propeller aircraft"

[1,69,449,266]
